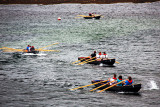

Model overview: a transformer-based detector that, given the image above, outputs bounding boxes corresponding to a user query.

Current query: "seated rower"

[101,52,108,59]
[109,73,117,85]
[116,75,123,86]
[30,46,35,52]
[92,73,117,84]
[124,76,133,85]
[26,45,31,52]
[90,51,97,59]
[96,52,102,59]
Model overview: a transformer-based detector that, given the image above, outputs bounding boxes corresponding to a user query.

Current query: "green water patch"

[1,17,160,48]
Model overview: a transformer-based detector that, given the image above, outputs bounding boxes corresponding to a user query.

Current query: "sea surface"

[0,2,160,107]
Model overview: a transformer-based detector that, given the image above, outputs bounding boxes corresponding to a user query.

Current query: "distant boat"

[77,14,101,19]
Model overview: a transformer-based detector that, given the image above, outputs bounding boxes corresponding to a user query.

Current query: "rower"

[124,76,133,85]
[96,52,102,58]
[109,73,117,85]
[30,46,35,52]
[26,45,30,52]
[102,52,108,59]
[117,75,123,86]
[89,13,92,16]
[90,51,96,59]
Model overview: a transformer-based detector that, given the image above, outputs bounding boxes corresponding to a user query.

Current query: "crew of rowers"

[92,73,133,86]
[90,51,108,59]
[26,45,35,52]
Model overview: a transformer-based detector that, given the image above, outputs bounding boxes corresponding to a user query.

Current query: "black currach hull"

[78,57,115,65]
[92,81,141,93]
[83,15,101,19]
[26,50,39,54]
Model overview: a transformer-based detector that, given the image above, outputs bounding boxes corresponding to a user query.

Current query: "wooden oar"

[78,58,102,65]
[0,47,24,52]
[38,43,59,50]
[72,56,90,64]
[77,15,87,17]
[36,49,60,52]
[97,80,126,93]
[70,80,108,91]
[77,57,96,65]
[90,80,115,92]
[115,61,120,64]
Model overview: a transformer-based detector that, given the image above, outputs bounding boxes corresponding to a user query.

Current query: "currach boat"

[92,81,141,92]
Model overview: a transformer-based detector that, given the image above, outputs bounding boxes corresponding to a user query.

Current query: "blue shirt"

[125,80,133,85]
[117,79,123,86]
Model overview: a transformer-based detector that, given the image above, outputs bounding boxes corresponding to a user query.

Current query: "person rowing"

[96,52,102,58]
[30,46,35,52]
[26,45,31,52]
[108,73,117,85]
[102,52,108,59]
[124,76,133,85]
[91,73,117,84]
[116,75,123,86]
[90,51,97,59]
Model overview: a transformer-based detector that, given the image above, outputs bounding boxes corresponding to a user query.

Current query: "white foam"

[149,80,159,90]
[99,63,103,66]
[23,53,47,56]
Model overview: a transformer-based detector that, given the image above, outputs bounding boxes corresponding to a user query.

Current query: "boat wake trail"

[23,53,47,56]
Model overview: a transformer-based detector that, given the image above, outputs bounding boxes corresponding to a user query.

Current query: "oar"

[70,80,108,91]
[75,17,82,19]
[38,43,59,50]
[77,15,87,17]
[78,58,102,65]
[72,56,90,64]
[36,49,60,52]
[97,80,126,93]
[90,80,115,92]
[115,61,120,64]
[77,57,96,65]
[0,47,24,52]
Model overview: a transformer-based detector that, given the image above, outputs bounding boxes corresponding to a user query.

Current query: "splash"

[149,80,159,90]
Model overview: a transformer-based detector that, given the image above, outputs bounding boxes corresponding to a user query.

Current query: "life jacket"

[125,79,133,85]
[128,80,133,83]
[113,77,117,80]
[99,52,102,55]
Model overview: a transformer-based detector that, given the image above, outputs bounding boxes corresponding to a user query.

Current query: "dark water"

[0,2,160,107]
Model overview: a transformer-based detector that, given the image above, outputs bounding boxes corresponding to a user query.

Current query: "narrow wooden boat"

[83,15,101,19]
[27,50,39,54]
[23,50,39,54]
[92,81,141,92]
[78,57,115,65]
[77,15,101,19]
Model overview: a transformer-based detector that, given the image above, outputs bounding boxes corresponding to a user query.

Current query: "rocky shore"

[0,0,160,4]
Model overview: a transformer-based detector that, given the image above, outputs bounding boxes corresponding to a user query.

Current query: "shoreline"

[0,0,160,5]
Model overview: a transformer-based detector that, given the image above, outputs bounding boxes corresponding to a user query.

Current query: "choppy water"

[0,2,160,107]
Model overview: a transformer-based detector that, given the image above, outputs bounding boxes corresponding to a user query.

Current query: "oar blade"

[38,43,59,50]
[37,49,60,52]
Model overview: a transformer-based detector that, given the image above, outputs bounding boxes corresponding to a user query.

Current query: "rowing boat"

[92,81,141,92]
[83,15,101,19]
[78,57,115,65]
[77,14,101,19]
